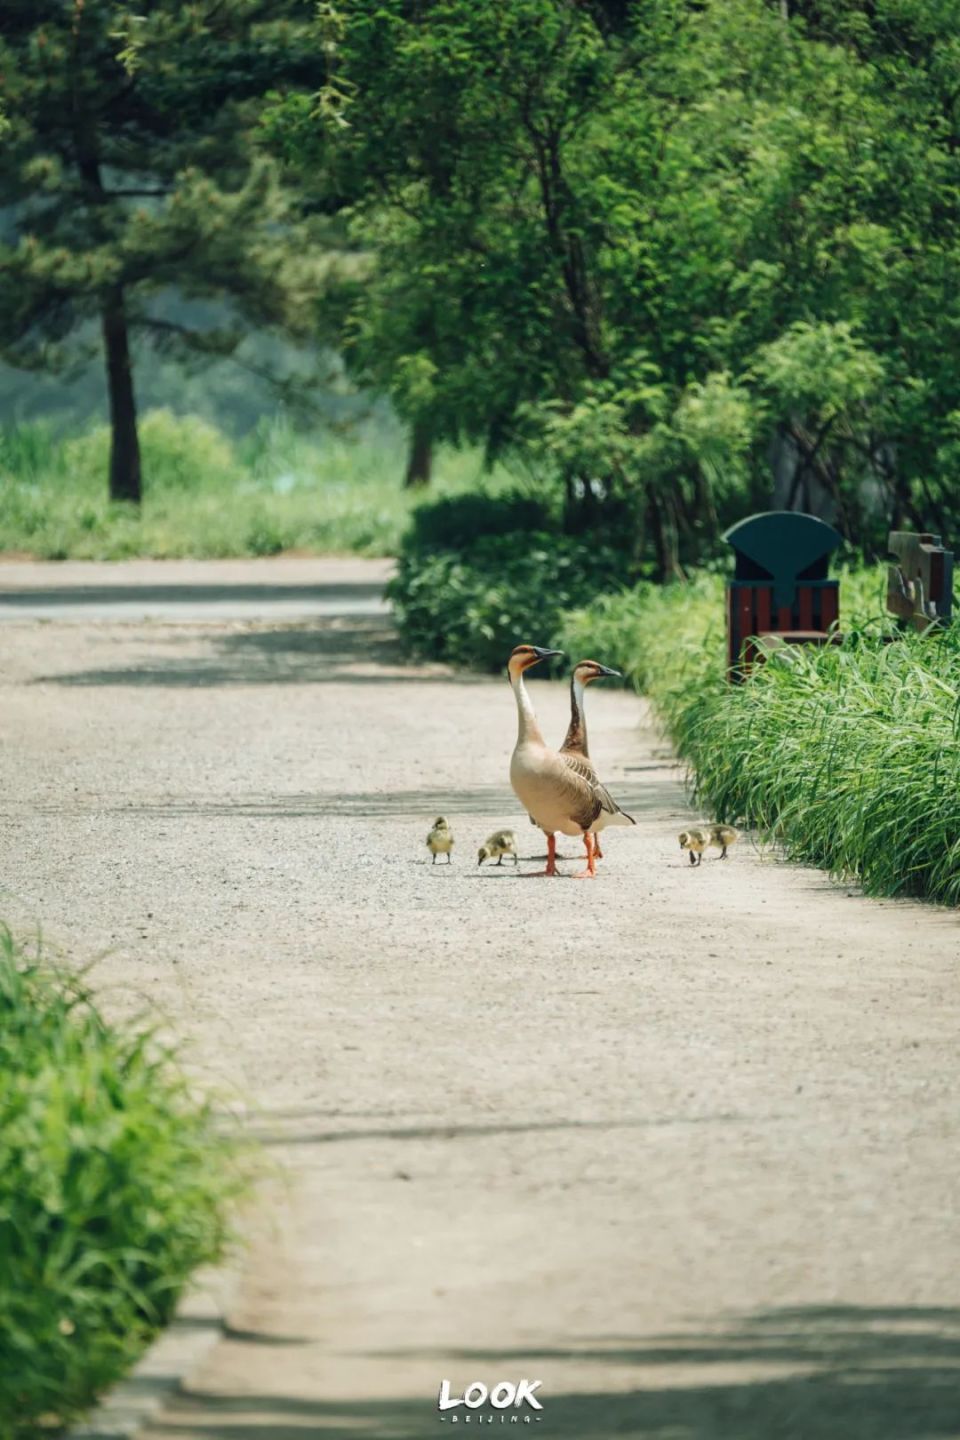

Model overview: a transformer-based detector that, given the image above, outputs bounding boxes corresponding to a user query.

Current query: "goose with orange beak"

[559,659,635,861]
[507,644,631,878]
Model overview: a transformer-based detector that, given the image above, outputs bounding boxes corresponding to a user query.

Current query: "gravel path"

[3,558,959,1439]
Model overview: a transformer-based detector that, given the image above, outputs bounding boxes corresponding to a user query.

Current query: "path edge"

[67,1262,242,1440]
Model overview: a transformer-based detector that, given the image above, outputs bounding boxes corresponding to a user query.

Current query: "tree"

[269,0,960,567]
[0,0,323,503]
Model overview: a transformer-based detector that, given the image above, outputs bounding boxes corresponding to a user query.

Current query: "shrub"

[407,490,554,553]
[0,928,245,1438]
[64,410,237,493]
[388,530,627,671]
[557,574,720,692]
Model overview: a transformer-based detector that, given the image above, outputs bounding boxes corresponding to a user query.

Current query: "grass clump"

[559,566,960,904]
[0,927,245,1437]
[681,632,960,901]
[0,413,507,560]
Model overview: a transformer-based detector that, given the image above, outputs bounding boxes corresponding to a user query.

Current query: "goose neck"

[512,670,545,745]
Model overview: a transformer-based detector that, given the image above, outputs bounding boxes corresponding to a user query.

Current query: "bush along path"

[0,927,245,1439]
[559,570,960,905]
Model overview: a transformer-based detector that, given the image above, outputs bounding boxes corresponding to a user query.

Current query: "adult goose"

[507,644,632,878]
[559,658,635,860]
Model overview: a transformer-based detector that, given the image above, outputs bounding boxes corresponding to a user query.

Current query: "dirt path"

[3,558,959,1439]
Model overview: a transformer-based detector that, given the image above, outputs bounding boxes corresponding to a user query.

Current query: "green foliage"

[680,633,960,903]
[0,414,507,559]
[65,412,237,494]
[558,574,723,695]
[0,926,245,1437]
[388,530,624,672]
[406,491,554,554]
[561,568,960,904]
[267,0,960,572]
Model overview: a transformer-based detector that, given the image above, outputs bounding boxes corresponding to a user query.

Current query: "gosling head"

[507,644,564,681]
[678,830,690,850]
[573,658,621,686]
[477,844,492,866]
[432,816,450,830]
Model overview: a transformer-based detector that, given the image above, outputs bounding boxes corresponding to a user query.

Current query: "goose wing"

[561,753,632,825]
[553,752,606,829]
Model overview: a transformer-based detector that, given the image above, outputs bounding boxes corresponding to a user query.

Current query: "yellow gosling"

[426,816,454,865]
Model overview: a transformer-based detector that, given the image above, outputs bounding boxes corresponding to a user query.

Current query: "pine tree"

[0,0,320,502]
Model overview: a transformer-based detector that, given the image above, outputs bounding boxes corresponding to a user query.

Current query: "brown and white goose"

[507,644,632,879]
[559,658,634,860]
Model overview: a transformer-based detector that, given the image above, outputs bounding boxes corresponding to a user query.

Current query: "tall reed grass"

[559,568,960,903]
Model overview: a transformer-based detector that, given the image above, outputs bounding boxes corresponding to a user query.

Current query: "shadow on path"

[141,1305,960,1439]
[243,1110,761,1148]
[0,580,389,608]
[28,781,682,821]
[34,619,433,687]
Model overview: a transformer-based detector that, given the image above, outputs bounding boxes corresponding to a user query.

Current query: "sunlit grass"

[0,411,511,559]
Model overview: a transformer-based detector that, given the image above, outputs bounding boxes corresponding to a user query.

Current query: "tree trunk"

[647,489,684,583]
[101,286,141,504]
[404,421,432,488]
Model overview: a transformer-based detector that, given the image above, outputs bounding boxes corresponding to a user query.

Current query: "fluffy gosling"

[678,826,710,866]
[708,823,739,859]
[426,816,454,865]
[477,829,519,867]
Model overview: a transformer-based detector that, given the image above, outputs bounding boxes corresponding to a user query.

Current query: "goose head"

[573,659,621,686]
[507,644,564,681]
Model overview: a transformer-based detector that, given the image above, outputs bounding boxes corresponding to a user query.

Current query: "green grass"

[0,412,511,560]
[0,926,246,1437]
[559,567,960,904]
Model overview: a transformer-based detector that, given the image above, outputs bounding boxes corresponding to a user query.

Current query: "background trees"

[3,0,960,570]
[0,0,322,502]
[266,0,960,573]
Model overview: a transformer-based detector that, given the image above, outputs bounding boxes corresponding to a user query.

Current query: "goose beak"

[532,647,564,662]
[596,664,621,679]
